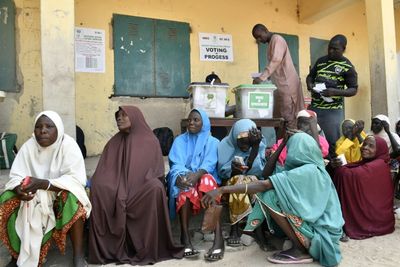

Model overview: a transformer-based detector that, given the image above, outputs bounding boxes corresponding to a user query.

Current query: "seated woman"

[268,109,329,167]
[88,106,183,265]
[335,119,366,163]
[370,114,400,179]
[218,119,266,247]
[167,109,222,261]
[203,133,344,266]
[0,111,91,267]
[371,115,400,154]
[332,135,395,239]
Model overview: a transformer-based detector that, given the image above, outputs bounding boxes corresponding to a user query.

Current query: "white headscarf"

[5,111,91,267]
[372,114,400,152]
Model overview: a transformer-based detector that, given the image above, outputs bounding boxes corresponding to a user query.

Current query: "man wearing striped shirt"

[306,34,358,158]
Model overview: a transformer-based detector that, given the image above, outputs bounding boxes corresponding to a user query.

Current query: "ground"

[0,156,399,267]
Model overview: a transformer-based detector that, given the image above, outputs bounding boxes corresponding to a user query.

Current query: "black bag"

[153,127,174,156]
[0,132,17,169]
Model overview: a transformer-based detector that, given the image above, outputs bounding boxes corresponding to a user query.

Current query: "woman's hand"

[13,185,35,201]
[231,160,246,176]
[248,127,262,148]
[176,174,191,191]
[353,120,364,135]
[186,172,200,188]
[381,120,390,133]
[22,177,49,195]
[330,157,343,168]
[201,188,222,208]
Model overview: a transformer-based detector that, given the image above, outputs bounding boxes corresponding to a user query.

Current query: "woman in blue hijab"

[217,119,266,247]
[203,133,344,266]
[167,109,222,260]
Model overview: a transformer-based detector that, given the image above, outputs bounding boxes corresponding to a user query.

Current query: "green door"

[154,20,190,97]
[310,37,329,67]
[113,14,190,97]
[0,0,16,92]
[113,14,154,96]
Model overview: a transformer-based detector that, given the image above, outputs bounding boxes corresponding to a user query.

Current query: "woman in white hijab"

[0,111,91,267]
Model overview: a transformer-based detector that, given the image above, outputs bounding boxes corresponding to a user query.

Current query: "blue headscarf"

[217,119,266,179]
[167,109,219,218]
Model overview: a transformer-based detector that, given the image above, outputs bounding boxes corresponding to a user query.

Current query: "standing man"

[306,34,358,158]
[252,24,304,129]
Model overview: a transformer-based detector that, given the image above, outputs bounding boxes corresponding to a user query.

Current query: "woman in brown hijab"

[88,106,183,265]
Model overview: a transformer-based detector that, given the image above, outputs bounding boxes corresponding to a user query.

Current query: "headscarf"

[5,111,90,267]
[167,109,219,218]
[333,135,394,239]
[296,109,321,132]
[218,119,266,179]
[349,135,390,166]
[91,106,165,205]
[270,133,344,266]
[335,119,367,163]
[372,114,400,152]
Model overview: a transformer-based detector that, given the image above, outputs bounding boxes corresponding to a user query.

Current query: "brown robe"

[88,106,183,265]
[260,34,304,128]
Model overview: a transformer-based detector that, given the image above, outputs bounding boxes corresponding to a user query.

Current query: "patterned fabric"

[0,191,85,266]
[167,109,219,219]
[176,174,219,215]
[309,55,358,109]
[246,133,344,267]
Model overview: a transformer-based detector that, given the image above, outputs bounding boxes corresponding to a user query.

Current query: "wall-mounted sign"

[75,27,105,73]
[199,33,233,62]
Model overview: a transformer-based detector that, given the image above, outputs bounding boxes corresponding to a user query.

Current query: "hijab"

[5,110,90,267]
[91,106,165,199]
[218,119,266,179]
[372,114,400,152]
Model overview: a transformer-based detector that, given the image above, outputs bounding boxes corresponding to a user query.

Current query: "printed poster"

[199,33,233,62]
[75,27,105,73]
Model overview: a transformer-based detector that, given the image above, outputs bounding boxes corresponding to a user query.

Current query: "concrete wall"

[0,0,377,155]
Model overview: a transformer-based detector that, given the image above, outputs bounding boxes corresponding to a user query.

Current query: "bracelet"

[45,180,51,191]
[244,183,248,195]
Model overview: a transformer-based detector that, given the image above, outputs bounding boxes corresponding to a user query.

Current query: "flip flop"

[267,252,313,264]
[204,247,224,262]
[183,247,200,258]
[227,237,242,247]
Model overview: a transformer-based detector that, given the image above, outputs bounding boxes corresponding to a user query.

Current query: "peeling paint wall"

[1,0,378,155]
[75,0,372,155]
[0,0,43,147]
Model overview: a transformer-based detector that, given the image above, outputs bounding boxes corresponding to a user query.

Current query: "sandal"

[183,247,200,258]
[204,246,224,261]
[267,252,313,264]
[226,236,241,247]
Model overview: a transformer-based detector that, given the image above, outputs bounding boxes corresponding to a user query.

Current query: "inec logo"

[248,92,270,109]
[334,66,343,74]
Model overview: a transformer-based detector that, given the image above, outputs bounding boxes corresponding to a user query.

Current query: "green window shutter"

[258,33,299,75]
[113,14,190,97]
[0,0,17,92]
[310,37,329,67]
[154,20,190,97]
[113,14,155,96]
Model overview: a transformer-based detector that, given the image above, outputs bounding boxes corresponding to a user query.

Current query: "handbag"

[201,205,223,233]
